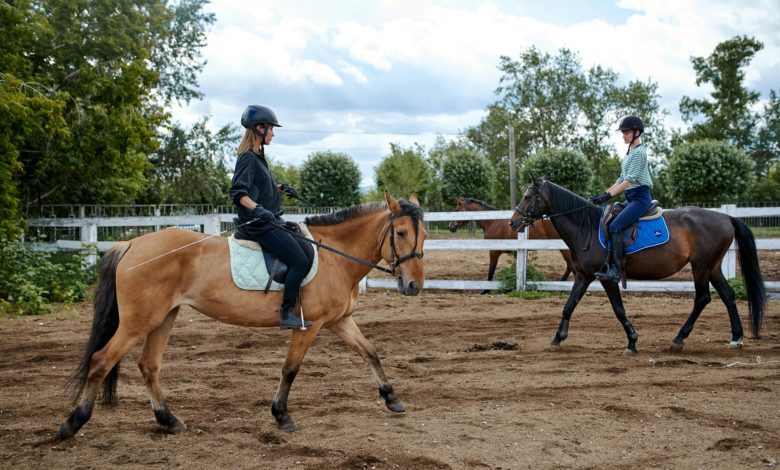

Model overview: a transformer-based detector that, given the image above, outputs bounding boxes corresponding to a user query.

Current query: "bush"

[0,240,96,315]
[300,151,362,207]
[496,257,547,294]
[667,140,754,204]
[441,148,494,202]
[523,148,592,196]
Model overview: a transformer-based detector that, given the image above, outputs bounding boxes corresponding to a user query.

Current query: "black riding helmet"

[241,104,281,151]
[617,115,644,154]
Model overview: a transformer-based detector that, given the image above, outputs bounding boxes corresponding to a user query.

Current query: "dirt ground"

[1,249,779,469]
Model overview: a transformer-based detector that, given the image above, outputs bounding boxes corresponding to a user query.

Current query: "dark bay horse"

[59,193,426,439]
[509,177,765,354]
[448,197,574,286]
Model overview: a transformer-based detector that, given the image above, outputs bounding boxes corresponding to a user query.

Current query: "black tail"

[732,218,765,339]
[65,244,129,405]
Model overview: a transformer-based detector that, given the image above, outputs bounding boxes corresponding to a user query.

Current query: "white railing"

[26,205,780,292]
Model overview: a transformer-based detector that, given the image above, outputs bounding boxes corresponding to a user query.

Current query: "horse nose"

[448,224,457,233]
[407,281,420,295]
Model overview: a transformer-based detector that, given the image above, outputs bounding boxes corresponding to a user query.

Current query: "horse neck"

[308,211,389,281]
[464,204,494,231]
[545,195,600,252]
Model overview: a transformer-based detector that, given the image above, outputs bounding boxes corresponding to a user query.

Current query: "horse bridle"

[378,213,425,276]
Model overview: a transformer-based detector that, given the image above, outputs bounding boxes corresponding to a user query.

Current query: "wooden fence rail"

[27,204,780,292]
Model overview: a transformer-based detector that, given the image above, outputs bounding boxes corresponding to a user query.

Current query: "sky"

[171,0,780,187]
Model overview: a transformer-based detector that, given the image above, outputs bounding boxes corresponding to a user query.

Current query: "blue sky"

[172,0,780,187]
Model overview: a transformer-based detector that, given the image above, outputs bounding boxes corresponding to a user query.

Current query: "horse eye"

[396,230,407,238]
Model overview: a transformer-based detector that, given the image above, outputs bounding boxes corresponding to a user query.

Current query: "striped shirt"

[616,145,653,189]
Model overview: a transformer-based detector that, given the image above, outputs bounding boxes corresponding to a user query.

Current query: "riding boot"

[594,244,612,281]
[279,305,312,330]
[605,232,623,282]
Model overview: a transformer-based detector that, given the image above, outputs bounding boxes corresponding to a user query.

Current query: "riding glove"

[251,206,275,223]
[589,192,612,205]
[280,183,299,199]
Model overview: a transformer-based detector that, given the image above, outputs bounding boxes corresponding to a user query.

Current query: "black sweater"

[229,150,282,223]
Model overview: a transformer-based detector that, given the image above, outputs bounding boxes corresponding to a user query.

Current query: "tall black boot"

[594,242,612,281]
[279,305,312,330]
[605,232,623,282]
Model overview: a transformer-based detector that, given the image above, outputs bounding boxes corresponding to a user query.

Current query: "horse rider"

[230,104,312,330]
[589,115,654,282]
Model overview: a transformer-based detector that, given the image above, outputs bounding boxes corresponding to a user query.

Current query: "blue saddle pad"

[598,216,670,254]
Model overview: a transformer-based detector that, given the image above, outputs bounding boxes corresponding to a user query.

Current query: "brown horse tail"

[731,218,766,339]
[65,242,131,405]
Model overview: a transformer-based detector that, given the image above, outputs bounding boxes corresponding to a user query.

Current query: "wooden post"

[509,126,517,208]
[722,204,737,279]
[516,227,528,291]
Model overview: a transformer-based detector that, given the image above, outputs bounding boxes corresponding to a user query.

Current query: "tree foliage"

[0,0,214,234]
[375,143,431,203]
[299,151,361,207]
[666,140,754,204]
[268,157,302,207]
[440,148,495,204]
[523,149,593,197]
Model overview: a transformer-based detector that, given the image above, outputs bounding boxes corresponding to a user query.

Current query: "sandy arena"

[0,249,778,469]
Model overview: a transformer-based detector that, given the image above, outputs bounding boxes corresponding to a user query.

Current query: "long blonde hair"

[237,128,261,155]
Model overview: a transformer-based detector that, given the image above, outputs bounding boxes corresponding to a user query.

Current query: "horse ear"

[408,193,420,206]
[455,196,463,204]
[528,172,536,182]
[385,191,401,214]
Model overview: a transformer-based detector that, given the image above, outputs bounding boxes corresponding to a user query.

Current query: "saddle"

[232,219,316,292]
[600,200,663,248]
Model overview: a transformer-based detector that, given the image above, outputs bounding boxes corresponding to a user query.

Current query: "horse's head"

[510,174,549,232]
[448,196,467,232]
[381,192,426,295]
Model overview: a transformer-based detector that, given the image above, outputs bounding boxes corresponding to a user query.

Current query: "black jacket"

[230,150,282,226]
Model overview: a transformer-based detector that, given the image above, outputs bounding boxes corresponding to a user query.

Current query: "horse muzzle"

[509,218,529,233]
[397,276,421,296]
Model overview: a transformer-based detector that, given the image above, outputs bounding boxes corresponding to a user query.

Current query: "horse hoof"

[668,341,684,353]
[277,421,298,432]
[58,423,75,440]
[386,400,406,413]
[549,342,561,351]
[623,348,638,356]
[727,340,743,349]
[166,421,188,434]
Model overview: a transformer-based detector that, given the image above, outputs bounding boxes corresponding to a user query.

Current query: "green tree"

[375,143,431,203]
[523,149,592,196]
[0,0,214,231]
[268,157,302,207]
[744,162,780,203]
[299,151,361,207]
[666,140,754,204]
[678,36,763,152]
[140,119,238,205]
[441,148,495,203]
[753,90,780,175]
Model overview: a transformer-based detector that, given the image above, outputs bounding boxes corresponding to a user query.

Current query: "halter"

[378,213,425,276]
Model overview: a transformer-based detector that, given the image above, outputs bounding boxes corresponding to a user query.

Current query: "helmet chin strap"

[626,130,639,155]
[252,125,269,153]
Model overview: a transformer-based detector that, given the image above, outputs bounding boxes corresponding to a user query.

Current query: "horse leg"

[137,307,187,434]
[481,250,502,294]
[327,316,405,412]
[708,269,744,348]
[600,280,640,354]
[59,327,143,439]
[670,269,712,352]
[550,275,591,350]
[271,325,321,432]
[559,251,573,281]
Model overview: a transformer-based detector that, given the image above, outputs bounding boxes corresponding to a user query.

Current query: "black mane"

[463,198,499,210]
[543,181,601,226]
[305,199,423,227]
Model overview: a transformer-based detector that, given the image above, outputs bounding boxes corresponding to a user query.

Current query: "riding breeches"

[609,185,653,233]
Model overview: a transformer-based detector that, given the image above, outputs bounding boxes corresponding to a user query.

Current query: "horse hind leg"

[708,269,744,348]
[272,325,321,432]
[59,327,143,439]
[670,268,712,352]
[138,307,187,433]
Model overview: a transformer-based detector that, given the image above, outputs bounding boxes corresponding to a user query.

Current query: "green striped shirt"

[616,145,653,189]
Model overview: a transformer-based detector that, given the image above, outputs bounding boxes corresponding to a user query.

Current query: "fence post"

[516,228,528,291]
[359,276,367,294]
[80,222,98,266]
[204,214,221,235]
[722,204,737,279]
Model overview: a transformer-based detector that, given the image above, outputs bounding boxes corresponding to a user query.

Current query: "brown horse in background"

[59,193,426,439]
[448,197,574,290]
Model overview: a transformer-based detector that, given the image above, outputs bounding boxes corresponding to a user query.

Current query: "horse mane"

[305,199,423,227]
[463,198,499,210]
[544,181,601,226]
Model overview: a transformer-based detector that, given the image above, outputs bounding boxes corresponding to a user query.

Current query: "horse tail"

[66,242,131,405]
[731,217,766,339]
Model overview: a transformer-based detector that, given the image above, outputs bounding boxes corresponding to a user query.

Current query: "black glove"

[280,183,298,199]
[251,206,275,223]
[589,192,612,205]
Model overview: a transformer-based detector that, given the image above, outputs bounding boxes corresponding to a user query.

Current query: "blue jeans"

[609,186,652,233]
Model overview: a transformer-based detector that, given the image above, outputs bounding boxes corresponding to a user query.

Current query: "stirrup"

[279,307,312,331]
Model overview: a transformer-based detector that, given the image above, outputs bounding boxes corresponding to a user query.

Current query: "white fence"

[26,205,780,292]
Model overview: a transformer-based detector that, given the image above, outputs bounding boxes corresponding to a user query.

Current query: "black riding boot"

[279,305,312,330]
[595,232,623,282]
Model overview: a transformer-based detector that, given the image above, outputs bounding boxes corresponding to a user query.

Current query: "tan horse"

[60,193,426,439]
